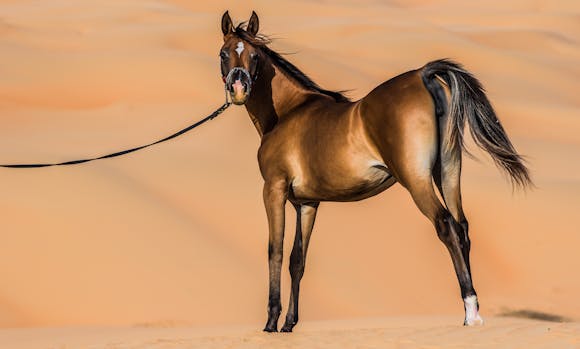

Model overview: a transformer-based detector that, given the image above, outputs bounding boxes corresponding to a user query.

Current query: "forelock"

[232,23,271,47]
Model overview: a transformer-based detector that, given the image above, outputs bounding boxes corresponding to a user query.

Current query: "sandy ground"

[1,317,579,349]
[0,0,579,347]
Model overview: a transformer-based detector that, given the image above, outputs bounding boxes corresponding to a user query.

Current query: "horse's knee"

[268,243,283,262]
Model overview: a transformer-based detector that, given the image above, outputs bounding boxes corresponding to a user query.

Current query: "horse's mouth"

[225,67,252,105]
[230,79,249,105]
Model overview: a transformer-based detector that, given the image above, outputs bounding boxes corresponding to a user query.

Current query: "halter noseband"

[223,67,255,100]
[223,56,260,85]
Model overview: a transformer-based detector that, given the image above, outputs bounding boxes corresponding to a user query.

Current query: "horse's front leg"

[263,180,288,332]
[281,202,319,332]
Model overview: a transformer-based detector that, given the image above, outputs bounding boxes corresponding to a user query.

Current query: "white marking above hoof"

[464,313,484,326]
[464,295,484,326]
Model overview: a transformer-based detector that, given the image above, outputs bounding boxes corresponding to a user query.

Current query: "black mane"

[234,25,350,103]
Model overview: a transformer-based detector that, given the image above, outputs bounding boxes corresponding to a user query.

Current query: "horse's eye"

[250,53,258,61]
[220,51,229,60]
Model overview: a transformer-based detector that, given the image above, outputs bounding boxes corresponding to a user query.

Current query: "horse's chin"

[230,93,249,105]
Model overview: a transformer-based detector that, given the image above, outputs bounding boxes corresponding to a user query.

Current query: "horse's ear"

[221,11,233,36]
[247,11,259,36]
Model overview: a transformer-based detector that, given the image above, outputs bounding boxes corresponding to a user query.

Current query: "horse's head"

[220,11,263,105]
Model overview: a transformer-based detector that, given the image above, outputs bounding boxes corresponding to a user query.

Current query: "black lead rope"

[0,101,231,168]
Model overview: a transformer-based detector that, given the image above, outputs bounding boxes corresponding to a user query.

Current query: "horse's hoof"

[280,325,293,332]
[464,314,484,326]
[263,325,278,333]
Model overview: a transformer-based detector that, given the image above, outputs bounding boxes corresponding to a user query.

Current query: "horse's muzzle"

[225,67,252,105]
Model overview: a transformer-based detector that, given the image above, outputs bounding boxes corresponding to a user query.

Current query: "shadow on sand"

[499,309,572,323]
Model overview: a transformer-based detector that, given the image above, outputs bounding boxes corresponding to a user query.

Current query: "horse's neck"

[245,64,313,138]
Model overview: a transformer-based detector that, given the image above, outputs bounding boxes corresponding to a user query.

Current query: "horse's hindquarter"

[360,69,439,185]
[259,98,396,203]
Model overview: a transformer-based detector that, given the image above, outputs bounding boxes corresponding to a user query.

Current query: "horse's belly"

[290,163,396,203]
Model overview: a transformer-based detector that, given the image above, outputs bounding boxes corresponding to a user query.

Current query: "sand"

[1,317,579,349]
[0,0,578,347]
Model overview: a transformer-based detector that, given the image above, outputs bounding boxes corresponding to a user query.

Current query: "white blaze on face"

[235,41,244,57]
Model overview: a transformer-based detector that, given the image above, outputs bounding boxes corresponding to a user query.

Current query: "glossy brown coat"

[219,11,531,332]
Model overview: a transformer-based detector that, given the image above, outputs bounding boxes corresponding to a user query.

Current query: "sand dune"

[0,0,579,347]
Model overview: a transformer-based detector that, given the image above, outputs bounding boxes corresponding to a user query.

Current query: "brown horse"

[218,11,531,332]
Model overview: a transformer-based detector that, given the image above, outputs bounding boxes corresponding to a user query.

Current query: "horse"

[218,11,531,332]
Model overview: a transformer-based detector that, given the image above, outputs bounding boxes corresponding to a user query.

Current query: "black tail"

[421,59,532,189]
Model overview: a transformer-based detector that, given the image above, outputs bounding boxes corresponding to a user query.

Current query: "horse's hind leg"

[398,169,483,325]
[281,202,319,332]
[433,149,471,272]
[433,151,481,325]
